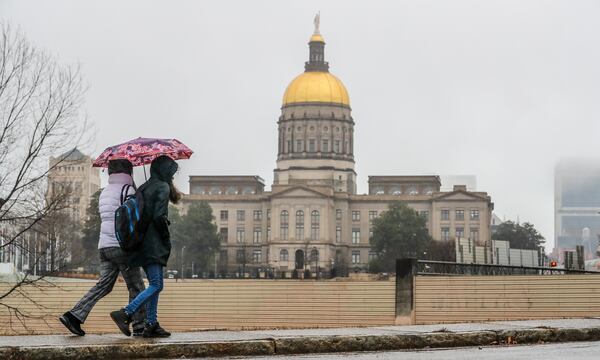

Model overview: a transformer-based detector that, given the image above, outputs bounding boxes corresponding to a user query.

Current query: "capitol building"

[183,21,494,276]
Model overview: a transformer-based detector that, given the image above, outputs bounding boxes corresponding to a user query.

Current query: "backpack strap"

[120,184,132,205]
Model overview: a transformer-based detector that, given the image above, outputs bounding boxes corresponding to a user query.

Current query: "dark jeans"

[124,264,163,326]
[69,247,146,331]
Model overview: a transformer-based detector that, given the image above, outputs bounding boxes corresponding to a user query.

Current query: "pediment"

[270,186,330,199]
[434,190,488,202]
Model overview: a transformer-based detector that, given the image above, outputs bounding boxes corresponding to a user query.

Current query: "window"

[295,210,305,240]
[309,139,316,152]
[441,227,450,241]
[369,251,377,262]
[336,226,342,243]
[369,210,378,221]
[352,229,360,244]
[334,140,340,153]
[287,140,292,153]
[252,249,262,264]
[226,186,237,195]
[369,227,374,239]
[280,210,289,240]
[236,228,245,243]
[220,250,228,265]
[372,186,384,195]
[236,250,245,264]
[470,209,480,221]
[219,227,228,242]
[441,209,450,221]
[296,139,303,152]
[220,210,228,221]
[253,228,262,243]
[280,249,289,262]
[470,228,480,241]
[253,210,262,221]
[267,209,271,225]
[352,211,360,221]
[352,251,360,264]
[455,210,465,221]
[309,248,319,263]
[311,210,320,240]
[210,186,221,195]
[390,186,402,195]
[336,209,342,220]
[237,210,245,222]
[455,227,464,239]
[322,140,329,152]
[407,186,418,195]
[420,210,429,221]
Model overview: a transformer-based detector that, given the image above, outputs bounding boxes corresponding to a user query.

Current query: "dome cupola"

[282,13,350,107]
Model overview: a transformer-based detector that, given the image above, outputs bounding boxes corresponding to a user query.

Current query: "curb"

[3,327,600,359]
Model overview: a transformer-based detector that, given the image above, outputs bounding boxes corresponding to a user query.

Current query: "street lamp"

[181,245,186,281]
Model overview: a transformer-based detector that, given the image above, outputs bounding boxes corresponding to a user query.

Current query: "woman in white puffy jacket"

[59,159,146,336]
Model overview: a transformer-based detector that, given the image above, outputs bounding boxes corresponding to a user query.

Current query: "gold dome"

[310,33,324,43]
[282,72,350,106]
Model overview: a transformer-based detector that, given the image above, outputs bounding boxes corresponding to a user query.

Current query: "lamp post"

[181,245,186,281]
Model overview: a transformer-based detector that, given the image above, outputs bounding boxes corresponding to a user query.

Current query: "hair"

[168,181,182,204]
[108,159,133,175]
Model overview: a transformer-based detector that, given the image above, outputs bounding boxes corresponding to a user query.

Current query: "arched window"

[295,210,304,240]
[311,210,320,240]
[310,248,319,263]
[280,210,289,240]
[280,249,289,262]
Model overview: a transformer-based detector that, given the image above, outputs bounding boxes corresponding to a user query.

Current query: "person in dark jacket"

[110,155,181,338]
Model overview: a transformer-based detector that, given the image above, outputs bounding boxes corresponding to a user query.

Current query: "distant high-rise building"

[554,159,600,258]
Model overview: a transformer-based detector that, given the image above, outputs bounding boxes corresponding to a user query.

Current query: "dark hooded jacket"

[129,156,178,267]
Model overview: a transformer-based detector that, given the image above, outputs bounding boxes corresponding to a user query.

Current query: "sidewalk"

[2,318,600,360]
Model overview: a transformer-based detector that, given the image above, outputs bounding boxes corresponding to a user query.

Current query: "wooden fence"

[0,279,396,335]
[414,274,600,324]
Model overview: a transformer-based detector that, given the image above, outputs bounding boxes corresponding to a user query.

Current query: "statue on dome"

[313,12,320,34]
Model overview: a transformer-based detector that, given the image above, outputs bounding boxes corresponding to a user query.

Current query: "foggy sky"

[3,0,600,250]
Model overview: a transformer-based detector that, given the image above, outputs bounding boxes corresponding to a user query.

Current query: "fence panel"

[0,279,396,335]
[415,274,600,324]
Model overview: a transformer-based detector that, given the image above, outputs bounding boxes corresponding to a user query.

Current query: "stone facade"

[182,26,493,275]
[47,149,101,223]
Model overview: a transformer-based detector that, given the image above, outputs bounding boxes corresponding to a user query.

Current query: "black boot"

[59,312,85,336]
[142,322,171,338]
[110,309,132,336]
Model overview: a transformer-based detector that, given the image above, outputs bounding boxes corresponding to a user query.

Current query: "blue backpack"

[115,184,146,251]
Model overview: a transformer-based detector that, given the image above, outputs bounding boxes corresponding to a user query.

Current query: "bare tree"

[0,23,90,331]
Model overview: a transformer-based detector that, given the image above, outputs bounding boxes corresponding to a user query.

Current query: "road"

[196,341,600,360]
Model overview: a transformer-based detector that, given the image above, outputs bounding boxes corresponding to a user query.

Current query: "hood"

[150,155,178,182]
[108,173,134,185]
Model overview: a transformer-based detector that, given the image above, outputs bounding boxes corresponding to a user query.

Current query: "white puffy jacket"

[98,173,135,249]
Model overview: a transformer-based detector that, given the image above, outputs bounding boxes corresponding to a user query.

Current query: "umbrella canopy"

[92,137,193,167]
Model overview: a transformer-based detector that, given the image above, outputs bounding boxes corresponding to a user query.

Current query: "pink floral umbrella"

[92,137,193,168]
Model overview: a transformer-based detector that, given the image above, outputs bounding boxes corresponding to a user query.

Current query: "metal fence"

[417,260,600,276]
